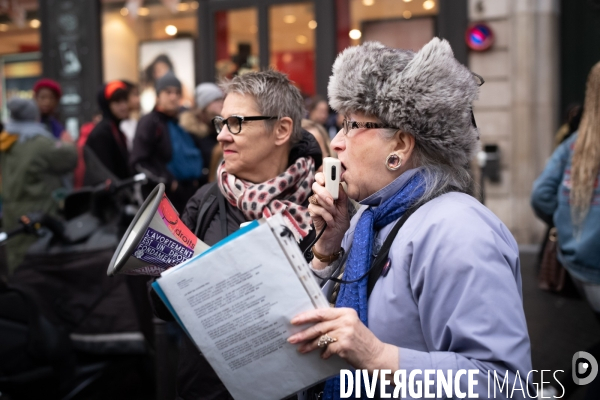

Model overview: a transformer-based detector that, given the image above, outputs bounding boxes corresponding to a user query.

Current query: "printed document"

[154,215,346,400]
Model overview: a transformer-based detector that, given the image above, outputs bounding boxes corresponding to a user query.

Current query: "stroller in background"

[0,171,156,400]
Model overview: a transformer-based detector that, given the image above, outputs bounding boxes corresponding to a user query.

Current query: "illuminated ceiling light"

[283,15,296,24]
[349,29,362,40]
[249,25,258,33]
[296,35,308,44]
[403,10,412,18]
[362,0,375,5]
[177,2,189,11]
[29,19,41,28]
[403,0,412,2]
[138,7,150,16]
[190,1,199,9]
[423,0,435,10]
[165,25,178,36]
[308,20,317,29]
[0,24,8,32]
[120,7,129,16]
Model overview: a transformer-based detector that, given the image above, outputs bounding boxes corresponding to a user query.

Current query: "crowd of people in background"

[0,68,342,276]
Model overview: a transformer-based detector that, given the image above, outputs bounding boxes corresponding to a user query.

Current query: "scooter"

[0,173,156,400]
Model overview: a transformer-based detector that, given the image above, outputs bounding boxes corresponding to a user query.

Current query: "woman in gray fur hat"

[288,38,534,399]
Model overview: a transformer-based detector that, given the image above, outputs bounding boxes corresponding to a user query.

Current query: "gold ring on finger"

[308,195,320,206]
[317,334,337,348]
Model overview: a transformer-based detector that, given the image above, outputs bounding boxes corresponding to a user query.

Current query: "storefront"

[0,0,467,131]
[0,0,41,120]
[100,0,466,101]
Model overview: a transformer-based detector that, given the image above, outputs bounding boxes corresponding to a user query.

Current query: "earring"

[385,152,402,171]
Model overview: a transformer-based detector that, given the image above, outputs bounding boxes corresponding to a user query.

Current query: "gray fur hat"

[328,38,480,167]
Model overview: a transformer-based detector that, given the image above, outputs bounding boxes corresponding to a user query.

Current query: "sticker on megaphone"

[107,184,209,276]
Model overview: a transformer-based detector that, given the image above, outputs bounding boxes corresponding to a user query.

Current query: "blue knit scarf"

[323,172,425,400]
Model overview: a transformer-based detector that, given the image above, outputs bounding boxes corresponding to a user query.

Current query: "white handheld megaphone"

[107,183,209,276]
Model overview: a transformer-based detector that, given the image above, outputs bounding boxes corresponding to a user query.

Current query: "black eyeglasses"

[212,115,278,135]
[342,118,399,136]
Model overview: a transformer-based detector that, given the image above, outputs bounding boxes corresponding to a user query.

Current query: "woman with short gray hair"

[151,69,324,400]
[288,38,533,399]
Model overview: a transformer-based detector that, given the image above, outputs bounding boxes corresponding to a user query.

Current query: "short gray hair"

[220,70,304,145]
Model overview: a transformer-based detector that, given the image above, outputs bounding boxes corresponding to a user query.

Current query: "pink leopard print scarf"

[217,157,315,240]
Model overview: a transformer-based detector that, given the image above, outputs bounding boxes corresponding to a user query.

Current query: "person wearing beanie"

[33,78,66,139]
[131,71,206,213]
[179,82,225,183]
[0,98,77,273]
[288,38,534,399]
[84,81,132,182]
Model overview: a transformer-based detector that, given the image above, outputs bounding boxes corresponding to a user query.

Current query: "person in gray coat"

[288,38,534,399]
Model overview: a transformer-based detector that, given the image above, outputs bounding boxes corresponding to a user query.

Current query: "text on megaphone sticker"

[133,227,195,271]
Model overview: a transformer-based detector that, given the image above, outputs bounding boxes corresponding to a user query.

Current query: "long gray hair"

[380,128,473,206]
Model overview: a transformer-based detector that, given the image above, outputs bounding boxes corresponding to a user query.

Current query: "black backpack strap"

[366,205,420,298]
[194,183,221,239]
[366,188,460,298]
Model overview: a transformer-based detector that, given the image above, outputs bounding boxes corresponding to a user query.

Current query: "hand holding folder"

[153,213,347,400]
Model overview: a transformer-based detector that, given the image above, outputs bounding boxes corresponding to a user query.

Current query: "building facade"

[1,0,600,243]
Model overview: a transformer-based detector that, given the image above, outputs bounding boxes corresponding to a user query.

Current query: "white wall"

[102,12,140,83]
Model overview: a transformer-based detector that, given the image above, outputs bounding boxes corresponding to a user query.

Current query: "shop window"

[214,8,259,81]
[101,1,200,112]
[269,2,316,96]
[0,0,41,118]
[346,0,438,51]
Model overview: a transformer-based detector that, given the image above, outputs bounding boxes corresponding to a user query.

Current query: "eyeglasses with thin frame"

[342,118,399,136]
[212,115,278,135]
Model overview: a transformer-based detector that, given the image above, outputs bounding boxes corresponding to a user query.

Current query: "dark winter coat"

[85,85,131,181]
[85,119,130,180]
[130,108,213,213]
[150,130,322,400]
[0,127,77,273]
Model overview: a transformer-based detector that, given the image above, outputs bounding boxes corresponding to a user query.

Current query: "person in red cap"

[33,78,65,139]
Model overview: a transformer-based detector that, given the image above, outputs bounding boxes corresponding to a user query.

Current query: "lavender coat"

[312,170,534,399]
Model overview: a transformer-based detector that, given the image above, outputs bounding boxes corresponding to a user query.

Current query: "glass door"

[269,2,316,96]
[214,7,259,81]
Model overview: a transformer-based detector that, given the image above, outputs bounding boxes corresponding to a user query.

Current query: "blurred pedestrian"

[532,61,600,399]
[73,111,102,188]
[307,95,329,126]
[532,61,600,303]
[0,99,77,273]
[33,78,65,139]
[554,103,583,148]
[179,82,224,182]
[85,81,132,180]
[150,70,323,400]
[131,71,205,213]
[302,118,333,170]
[120,80,141,151]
